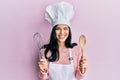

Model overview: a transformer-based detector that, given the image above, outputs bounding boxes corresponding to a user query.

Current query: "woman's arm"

[73,45,88,79]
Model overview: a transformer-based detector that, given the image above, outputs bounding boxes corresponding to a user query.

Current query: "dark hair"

[44,25,77,62]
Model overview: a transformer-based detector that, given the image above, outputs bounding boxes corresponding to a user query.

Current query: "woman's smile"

[59,34,66,39]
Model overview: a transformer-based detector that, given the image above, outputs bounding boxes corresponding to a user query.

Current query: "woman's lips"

[59,35,66,39]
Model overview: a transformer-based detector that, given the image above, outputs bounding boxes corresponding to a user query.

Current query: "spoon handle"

[81,48,84,58]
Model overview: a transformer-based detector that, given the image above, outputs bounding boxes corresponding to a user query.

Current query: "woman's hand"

[38,59,48,74]
[79,56,88,74]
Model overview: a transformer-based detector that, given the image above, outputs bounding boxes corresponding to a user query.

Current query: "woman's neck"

[58,42,66,49]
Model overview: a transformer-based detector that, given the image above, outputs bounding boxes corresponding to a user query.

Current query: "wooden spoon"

[79,34,87,74]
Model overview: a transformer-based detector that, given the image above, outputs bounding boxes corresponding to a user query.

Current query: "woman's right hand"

[38,59,48,74]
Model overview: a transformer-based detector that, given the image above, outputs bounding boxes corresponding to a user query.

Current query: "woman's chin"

[58,39,66,43]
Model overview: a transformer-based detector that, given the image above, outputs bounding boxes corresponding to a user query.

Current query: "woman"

[38,1,88,80]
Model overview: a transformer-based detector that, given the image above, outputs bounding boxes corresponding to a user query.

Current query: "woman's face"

[55,24,69,43]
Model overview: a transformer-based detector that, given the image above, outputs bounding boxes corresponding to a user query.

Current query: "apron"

[49,48,76,80]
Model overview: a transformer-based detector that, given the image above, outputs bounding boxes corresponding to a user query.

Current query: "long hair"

[44,25,77,62]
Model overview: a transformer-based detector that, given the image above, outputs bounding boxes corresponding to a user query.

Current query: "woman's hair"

[44,25,77,62]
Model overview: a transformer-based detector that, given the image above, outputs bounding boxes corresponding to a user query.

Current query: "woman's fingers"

[38,59,48,73]
[79,56,88,74]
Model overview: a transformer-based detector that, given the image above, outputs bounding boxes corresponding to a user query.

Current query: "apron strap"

[68,48,74,65]
[68,48,75,71]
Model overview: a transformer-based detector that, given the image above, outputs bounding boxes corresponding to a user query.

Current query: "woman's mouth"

[59,35,66,39]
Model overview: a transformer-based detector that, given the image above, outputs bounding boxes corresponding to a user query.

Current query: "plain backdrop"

[0,0,120,80]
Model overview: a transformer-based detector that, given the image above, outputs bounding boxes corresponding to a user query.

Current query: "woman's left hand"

[79,56,88,74]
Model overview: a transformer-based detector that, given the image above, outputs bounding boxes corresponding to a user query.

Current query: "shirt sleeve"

[73,45,84,80]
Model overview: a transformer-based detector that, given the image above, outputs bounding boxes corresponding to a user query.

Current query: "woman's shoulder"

[71,44,81,57]
[72,45,80,51]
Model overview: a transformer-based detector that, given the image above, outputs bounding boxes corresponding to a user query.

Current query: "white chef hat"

[45,1,74,27]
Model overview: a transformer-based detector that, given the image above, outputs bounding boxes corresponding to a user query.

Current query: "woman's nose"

[60,29,64,34]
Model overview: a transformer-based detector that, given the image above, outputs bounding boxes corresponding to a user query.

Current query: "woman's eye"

[64,27,68,30]
[56,27,60,30]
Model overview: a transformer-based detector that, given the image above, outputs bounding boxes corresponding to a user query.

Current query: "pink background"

[0,0,120,80]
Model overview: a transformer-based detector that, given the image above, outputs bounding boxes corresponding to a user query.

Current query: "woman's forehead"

[57,24,69,27]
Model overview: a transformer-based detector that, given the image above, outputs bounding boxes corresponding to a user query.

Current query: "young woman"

[38,1,88,80]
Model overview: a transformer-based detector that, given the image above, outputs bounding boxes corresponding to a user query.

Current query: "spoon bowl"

[79,34,86,49]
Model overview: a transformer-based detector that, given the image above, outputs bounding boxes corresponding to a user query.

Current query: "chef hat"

[45,1,74,27]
